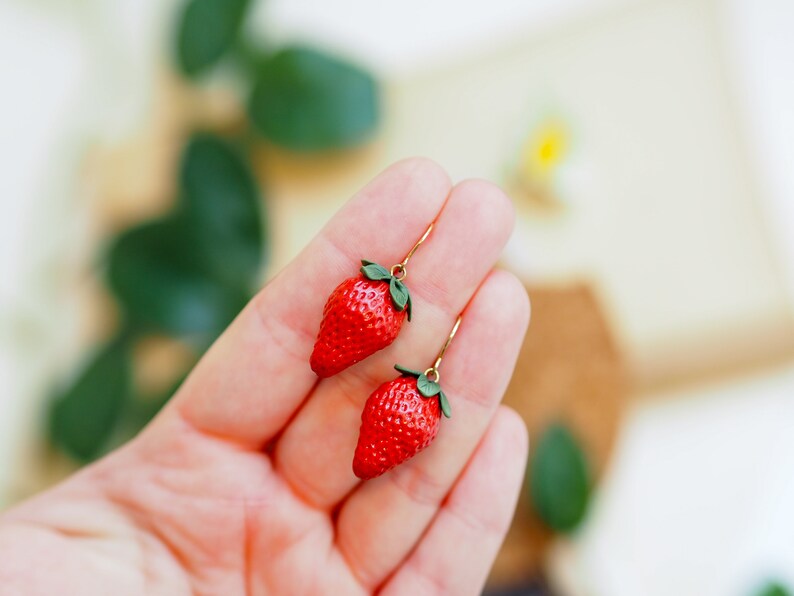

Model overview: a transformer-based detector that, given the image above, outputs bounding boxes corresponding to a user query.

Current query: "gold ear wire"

[423,315,462,383]
[389,222,433,281]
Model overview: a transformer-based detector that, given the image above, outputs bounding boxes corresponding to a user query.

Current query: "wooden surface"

[489,282,628,587]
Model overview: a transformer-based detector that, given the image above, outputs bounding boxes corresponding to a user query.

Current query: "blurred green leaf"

[175,0,251,77]
[530,423,591,533]
[180,132,265,290]
[755,581,792,596]
[107,133,263,341]
[128,387,175,429]
[49,337,132,462]
[249,46,379,151]
[107,216,249,341]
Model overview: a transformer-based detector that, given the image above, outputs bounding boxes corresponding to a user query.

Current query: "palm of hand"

[0,160,529,596]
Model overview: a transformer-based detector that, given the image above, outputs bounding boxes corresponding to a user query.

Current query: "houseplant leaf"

[179,132,266,290]
[49,336,132,461]
[529,422,591,533]
[107,216,249,342]
[249,46,379,151]
[175,0,251,77]
[755,582,792,596]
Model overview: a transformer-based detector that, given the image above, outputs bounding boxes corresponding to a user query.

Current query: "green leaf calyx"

[360,260,391,281]
[394,365,452,418]
[359,259,413,321]
[394,364,421,377]
[417,373,441,398]
[390,278,409,312]
[439,391,452,418]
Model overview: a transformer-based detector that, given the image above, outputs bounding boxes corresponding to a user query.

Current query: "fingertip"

[368,157,453,211]
[327,157,453,266]
[493,269,531,331]
[396,156,453,194]
[492,405,530,470]
[453,178,516,240]
[466,269,530,338]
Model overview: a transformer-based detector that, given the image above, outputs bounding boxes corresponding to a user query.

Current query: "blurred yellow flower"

[520,118,569,184]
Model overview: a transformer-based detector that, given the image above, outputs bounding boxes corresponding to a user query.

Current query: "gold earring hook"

[423,315,462,383]
[390,222,434,281]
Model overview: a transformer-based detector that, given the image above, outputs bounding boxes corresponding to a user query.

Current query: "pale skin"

[0,159,531,595]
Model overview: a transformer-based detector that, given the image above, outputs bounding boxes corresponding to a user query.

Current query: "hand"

[0,159,530,595]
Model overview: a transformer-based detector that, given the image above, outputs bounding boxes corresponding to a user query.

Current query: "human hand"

[0,159,530,595]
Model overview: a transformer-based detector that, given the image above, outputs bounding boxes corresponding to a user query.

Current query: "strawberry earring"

[310,224,434,378]
[353,316,462,480]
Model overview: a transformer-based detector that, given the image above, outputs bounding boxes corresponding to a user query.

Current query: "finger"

[273,180,516,508]
[163,158,452,447]
[379,407,529,596]
[336,271,529,588]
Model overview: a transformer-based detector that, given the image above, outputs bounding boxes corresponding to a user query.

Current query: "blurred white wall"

[552,362,794,596]
[549,2,794,594]
[0,0,171,505]
[723,0,794,302]
[0,2,89,506]
[253,0,625,76]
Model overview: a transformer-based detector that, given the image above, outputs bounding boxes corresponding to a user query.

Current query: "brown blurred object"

[488,282,629,587]
[82,70,245,232]
[133,335,196,397]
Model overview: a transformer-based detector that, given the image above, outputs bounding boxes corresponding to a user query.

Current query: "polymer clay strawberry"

[353,364,452,480]
[310,261,413,378]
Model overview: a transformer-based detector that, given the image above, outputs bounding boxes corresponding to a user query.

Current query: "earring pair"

[309,224,462,480]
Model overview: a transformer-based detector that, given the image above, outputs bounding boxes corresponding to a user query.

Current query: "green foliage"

[49,0,381,463]
[50,338,132,461]
[176,0,251,77]
[55,134,263,461]
[180,133,266,292]
[107,216,250,341]
[755,581,792,596]
[529,423,591,533]
[249,46,379,151]
[108,134,262,344]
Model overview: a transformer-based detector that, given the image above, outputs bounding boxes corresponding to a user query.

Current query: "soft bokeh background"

[2,0,794,595]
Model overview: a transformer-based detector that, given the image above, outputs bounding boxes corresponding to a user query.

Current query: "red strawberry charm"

[310,260,413,377]
[353,316,461,480]
[310,224,433,378]
[353,364,452,480]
